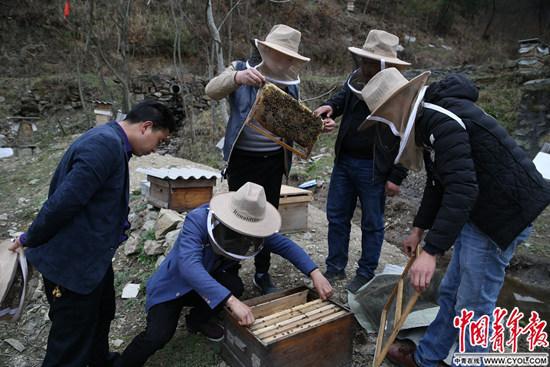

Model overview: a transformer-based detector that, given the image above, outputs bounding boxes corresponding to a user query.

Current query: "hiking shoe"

[186,317,224,342]
[346,274,373,294]
[387,340,419,367]
[253,272,279,294]
[322,270,346,282]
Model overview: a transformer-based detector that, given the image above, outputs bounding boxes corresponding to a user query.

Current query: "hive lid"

[533,152,550,181]
[137,167,221,180]
[280,184,313,198]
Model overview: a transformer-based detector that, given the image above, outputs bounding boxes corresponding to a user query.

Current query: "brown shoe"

[387,340,418,367]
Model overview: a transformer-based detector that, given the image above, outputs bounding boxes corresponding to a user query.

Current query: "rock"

[111,339,124,348]
[0,96,5,103]
[144,239,164,255]
[143,220,155,232]
[154,208,184,240]
[121,283,140,299]
[4,338,25,352]
[123,235,140,256]
[0,133,6,146]
[18,197,29,204]
[0,213,7,221]
[155,255,166,268]
[29,179,39,185]
[164,229,180,254]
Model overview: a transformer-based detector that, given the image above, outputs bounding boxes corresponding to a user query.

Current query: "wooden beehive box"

[139,167,220,212]
[278,185,313,233]
[93,100,113,126]
[222,286,355,367]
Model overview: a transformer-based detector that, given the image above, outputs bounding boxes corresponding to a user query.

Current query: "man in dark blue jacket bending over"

[114,182,333,367]
[8,100,176,367]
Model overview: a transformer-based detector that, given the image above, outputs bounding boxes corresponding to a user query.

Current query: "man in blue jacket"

[8,100,176,367]
[114,182,333,367]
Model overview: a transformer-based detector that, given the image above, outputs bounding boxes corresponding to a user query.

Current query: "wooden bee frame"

[373,247,423,367]
[244,83,323,160]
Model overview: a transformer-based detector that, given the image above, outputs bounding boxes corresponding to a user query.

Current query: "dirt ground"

[1,141,549,366]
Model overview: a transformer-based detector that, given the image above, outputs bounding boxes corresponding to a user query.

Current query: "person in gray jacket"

[205,24,333,294]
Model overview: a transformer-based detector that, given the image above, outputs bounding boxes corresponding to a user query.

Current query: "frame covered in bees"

[245,83,323,159]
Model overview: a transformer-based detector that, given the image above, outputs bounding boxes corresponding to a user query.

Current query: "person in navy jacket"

[114,182,333,367]
[8,100,176,367]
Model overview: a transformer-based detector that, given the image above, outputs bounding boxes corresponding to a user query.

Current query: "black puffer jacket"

[324,76,408,185]
[414,74,550,254]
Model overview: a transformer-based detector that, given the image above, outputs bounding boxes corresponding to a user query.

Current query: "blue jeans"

[415,222,532,367]
[326,155,385,279]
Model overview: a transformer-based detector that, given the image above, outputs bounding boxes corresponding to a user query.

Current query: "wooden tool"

[373,246,423,367]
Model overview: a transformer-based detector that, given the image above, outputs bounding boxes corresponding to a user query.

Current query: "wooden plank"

[254,304,340,338]
[279,203,308,233]
[170,186,213,211]
[246,120,308,160]
[253,305,335,337]
[251,301,330,332]
[279,195,312,205]
[250,290,309,319]
[263,312,355,366]
[262,310,348,343]
[280,185,312,197]
[170,178,217,189]
[374,307,387,363]
[395,278,403,321]
[250,299,324,331]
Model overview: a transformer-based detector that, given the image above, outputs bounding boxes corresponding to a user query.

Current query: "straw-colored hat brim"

[209,192,281,238]
[358,71,431,132]
[348,46,410,66]
[256,40,310,62]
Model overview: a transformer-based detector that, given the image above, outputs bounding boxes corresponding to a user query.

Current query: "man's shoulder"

[72,124,122,155]
[185,204,209,228]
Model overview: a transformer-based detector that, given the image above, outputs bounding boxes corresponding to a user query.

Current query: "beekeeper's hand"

[409,251,436,293]
[227,295,255,326]
[385,181,400,196]
[321,118,336,133]
[403,227,423,257]
[235,68,266,87]
[310,269,333,300]
[8,236,23,252]
[313,105,333,118]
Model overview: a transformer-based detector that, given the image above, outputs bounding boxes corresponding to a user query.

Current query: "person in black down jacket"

[313,30,410,293]
[357,68,550,367]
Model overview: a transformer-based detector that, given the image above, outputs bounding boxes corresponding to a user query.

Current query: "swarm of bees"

[249,83,323,157]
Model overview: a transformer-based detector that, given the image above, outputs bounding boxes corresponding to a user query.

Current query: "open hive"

[222,287,355,367]
[246,83,323,159]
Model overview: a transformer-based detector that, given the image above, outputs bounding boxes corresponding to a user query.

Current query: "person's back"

[418,73,550,249]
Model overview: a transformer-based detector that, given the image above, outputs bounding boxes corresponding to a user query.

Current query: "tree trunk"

[206,0,229,127]
[482,0,496,40]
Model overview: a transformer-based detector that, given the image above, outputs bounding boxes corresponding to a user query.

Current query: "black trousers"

[42,266,116,367]
[227,148,285,273]
[115,266,244,367]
